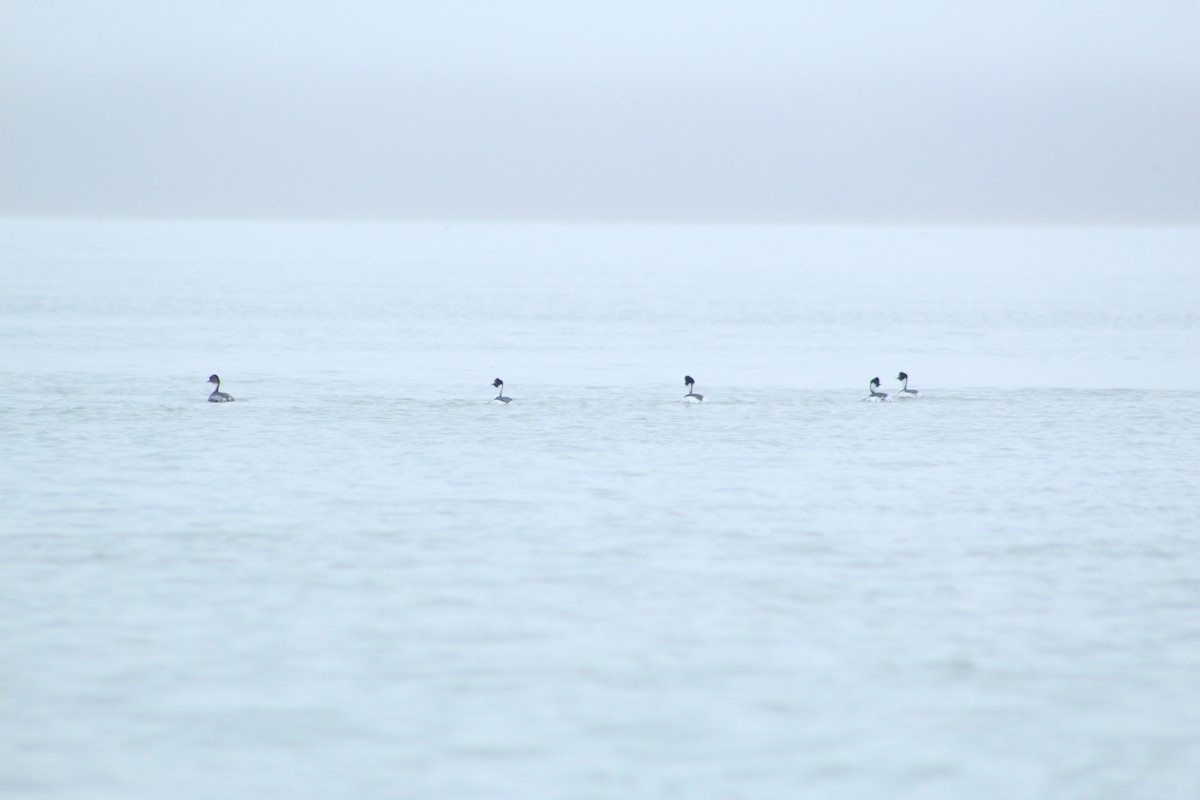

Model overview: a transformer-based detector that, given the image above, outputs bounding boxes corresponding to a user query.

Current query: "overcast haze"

[2,0,1197,223]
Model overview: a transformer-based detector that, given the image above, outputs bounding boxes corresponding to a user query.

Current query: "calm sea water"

[2,220,1198,799]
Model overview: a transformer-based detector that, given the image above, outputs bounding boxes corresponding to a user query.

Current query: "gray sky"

[2,0,1197,223]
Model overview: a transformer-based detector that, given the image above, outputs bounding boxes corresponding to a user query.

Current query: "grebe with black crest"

[896,371,920,397]
[683,375,704,402]
[866,377,889,401]
[492,378,513,404]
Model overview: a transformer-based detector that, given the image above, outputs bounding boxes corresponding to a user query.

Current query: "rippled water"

[2,221,1198,798]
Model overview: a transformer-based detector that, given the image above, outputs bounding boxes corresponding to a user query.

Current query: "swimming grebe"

[683,375,704,402]
[896,371,920,397]
[492,378,513,404]
[207,374,234,403]
[867,377,889,401]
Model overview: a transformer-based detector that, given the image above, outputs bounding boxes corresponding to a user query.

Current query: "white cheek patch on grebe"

[683,375,704,402]
[865,376,890,402]
[491,378,513,404]
[207,374,234,403]
[896,371,920,397]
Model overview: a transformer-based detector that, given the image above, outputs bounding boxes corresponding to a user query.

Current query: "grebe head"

[870,377,881,389]
[684,375,695,389]
[208,374,221,385]
[492,378,504,389]
[897,371,908,382]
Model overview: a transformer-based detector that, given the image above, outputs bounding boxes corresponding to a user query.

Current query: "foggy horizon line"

[4,212,1196,229]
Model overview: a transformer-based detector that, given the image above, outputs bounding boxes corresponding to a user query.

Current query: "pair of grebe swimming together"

[207,372,918,404]
[493,375,704,404]
[868,372,920,401]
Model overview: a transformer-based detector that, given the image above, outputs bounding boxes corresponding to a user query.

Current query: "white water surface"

[2,221,1199,799]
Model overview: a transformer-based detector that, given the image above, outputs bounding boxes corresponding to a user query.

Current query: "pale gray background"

[2,0,1198,222]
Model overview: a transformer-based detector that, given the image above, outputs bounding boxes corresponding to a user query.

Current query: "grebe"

[683,375,704,402]
[207,374,234,403]
[492,378,513,404]
[896,371,920,397]
[867,377,889,401]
